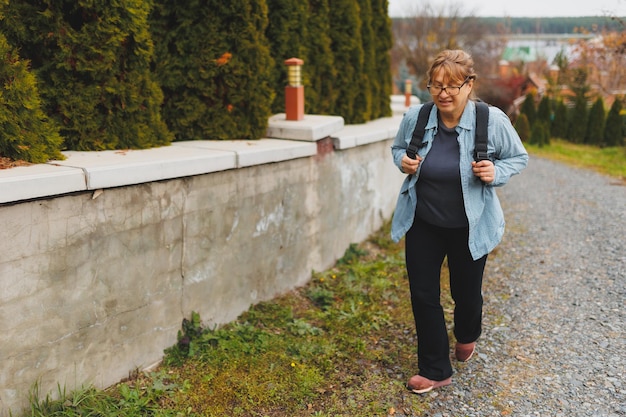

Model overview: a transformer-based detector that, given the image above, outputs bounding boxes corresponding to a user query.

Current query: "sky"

[388,0,626,18]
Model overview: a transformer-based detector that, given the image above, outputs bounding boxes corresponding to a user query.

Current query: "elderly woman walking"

[390,49,528,393]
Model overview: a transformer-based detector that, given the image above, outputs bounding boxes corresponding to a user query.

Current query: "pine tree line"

[515,93,625,148]
[0,0,392,162]
[477,16,624,35]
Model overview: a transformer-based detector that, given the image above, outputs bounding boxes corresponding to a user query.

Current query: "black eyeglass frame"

[426,77,472,96]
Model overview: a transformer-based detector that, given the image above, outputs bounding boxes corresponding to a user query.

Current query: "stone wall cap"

[267,114,344,141]
[332,116,403,150]
[0,164,86,204]
[172,138,317,168]
[51,146,237,190]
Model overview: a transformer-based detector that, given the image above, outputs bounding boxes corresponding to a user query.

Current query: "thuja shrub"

[536,95,551,129]
[352,0,392,121]
[355,0,374,120]
[266,0,391,121]
[514,113,531,142]
[568,96,588,144]
[1,0,172,151]
[368,0,392,119]
[266,0,308,115]
[604,99,624,147]
[0,34,64,162]
[585,97,605,146]
[150,0,274,141]
[520,93,537,127]
[529,120,550,147]
[551,100,568,139]
[303,0,337,115]
[328,0,366,124]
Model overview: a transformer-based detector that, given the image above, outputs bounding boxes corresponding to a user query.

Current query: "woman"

[390,49,528,393]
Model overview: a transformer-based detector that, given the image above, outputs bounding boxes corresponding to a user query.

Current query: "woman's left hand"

[471,160,495,184]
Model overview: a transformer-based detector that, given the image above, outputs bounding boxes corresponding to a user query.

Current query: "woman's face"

[429,67,473,122]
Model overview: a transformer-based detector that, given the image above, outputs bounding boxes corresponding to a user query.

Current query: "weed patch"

[21,223,441,416]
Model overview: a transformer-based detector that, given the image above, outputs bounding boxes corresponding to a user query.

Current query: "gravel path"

[417,156,625,416]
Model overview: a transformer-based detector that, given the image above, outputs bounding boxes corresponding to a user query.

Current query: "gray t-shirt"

[415,119,468,228]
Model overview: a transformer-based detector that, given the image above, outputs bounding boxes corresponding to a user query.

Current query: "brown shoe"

[407,374,452,394]
[455,342,476,362]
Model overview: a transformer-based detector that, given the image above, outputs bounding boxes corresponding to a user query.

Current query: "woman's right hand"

[402,154,421,175]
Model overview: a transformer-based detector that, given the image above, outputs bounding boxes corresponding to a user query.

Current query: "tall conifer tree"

[305,0,337,115]
[0,33,64,162]
[266,0,308,114]
[370,0,392,119]
[551,100,568,139]
[1,0,172,150]
[568,96,588,144]
[151,0,274,140]
[604,99,624,147]
[356,0,374,121]
[537,96,551,128]
[585,97,605,145]
[328,0,364,123]
[514,113,531,142]
[520,94,537,127]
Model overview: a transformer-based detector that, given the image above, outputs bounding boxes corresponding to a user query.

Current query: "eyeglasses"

[427,77,470,96]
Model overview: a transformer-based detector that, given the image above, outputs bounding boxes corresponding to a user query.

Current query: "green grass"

[158,235,428,416]
[21,223,443,417]
[22,376,182,416]
[525,139,626,181]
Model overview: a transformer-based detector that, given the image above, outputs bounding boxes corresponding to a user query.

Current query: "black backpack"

[406,101,490,162]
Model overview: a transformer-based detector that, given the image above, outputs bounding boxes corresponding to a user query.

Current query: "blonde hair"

[427,49,477,86]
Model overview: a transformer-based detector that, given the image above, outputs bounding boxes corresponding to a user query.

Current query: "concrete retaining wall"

[0,110,406,416]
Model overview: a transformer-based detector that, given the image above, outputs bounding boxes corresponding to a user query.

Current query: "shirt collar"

[457,100,476,131]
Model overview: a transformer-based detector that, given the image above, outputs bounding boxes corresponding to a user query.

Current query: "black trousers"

[405,215,487,381]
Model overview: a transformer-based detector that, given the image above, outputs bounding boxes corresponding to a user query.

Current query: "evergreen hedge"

[568,96,588,144]
[266,0,308,115]
[536,96,551,129]
[0,0,394,155]
[1,0,172,151]
[604,99,624,147]
[514,113,530,142]
[304,0,337,115]
[530,121,550,147]
[356,0,374,121]
[150,0,274,141]
[551,100,568,139]
[3,1,622,160]
[369,0,392,119]
[0,32,64,162]
[585,97,605,146]
[520,94,536,127]
[328,0,365,123]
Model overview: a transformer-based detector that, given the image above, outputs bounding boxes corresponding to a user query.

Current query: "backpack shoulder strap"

[407,101,435,159]
[474,101,490,161]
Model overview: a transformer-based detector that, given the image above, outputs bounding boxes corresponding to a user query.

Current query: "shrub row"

[0,0,392,161]
[516,93,625,147]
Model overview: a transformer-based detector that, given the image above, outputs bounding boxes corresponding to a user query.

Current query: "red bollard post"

[404,79,412,107]
[285,58,304,121]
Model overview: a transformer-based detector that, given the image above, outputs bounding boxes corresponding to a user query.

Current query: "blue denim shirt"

[391,101,528,260]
